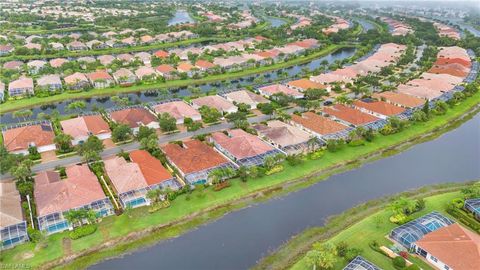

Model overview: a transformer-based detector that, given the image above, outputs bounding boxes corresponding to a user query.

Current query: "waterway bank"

[254,182,478,270]
[4,90,476,269]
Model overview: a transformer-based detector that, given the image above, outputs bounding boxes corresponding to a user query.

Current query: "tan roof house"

[191,95,238,114]
[113,68,136,86]
[152,100,201,124]
[2,123,56,155]
[8,77,34,97]
[86,70,114,88]
[60,115,111,145]
[0,181,28,248]
[224,89,269,109]
[37,74,62,91]
[64,72,90,90]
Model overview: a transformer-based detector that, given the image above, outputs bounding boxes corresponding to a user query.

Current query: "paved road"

[0,113,276,180]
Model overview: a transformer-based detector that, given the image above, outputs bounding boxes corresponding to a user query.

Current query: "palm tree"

[307,136,318,153]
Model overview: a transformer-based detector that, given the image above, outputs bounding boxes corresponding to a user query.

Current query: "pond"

[168,10,195,26]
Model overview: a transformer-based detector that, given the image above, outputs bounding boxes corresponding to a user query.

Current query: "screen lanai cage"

[343,256,381,270]
[465,198,480,221]
[389,211,455,249]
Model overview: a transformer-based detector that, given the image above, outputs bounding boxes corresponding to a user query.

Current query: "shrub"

[348,139,365,147]
[451,198,464,208]
[393,256,406,269]
[405,264,421,270]
[27,228,43,243]
[336,241,349,257]
[399,251,409,259]
[69,224,97,240]
[345,248,363,262]
[265,165,284,175]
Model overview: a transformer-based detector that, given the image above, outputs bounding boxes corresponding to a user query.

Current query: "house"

[223,89,269,109]
[0,181,28,249]
[109,107,159,133]
[353,99,406,119]
[113,68,136,86]
[60,115,111,145]
[323,104,380,127]
[156,64,176,78]
[176,61,196,76]
[152,100,201,124]
[8,77,34,97]
[27,60,47,74]
[49,42,64,50]
[3,61,23,70]
[98,55,116,66]
[37,74,62,91]
[24,43,42,51]
[161,140,234,185]
[195,60,215,71]
[140,35,155,44]
[77,56,96,64]
[86,70,114,88]
[66,41,87,51]
[372,91,425,108]
[34,165,113,234]
[0,44,14,56]
[117,53,134,63]
[134,52,151,65]
[412,223,480,270]
[253,120,315,154]
[86,40,106,50]
[49,58,68,68]
[286,78,326,92]
[104,151,177,208]
[154,50,169,58]
[191,95,238,114]
[135,66,157,80]
[2,123,56,155]
[64,72,90,90]
[258,84,304,99]
[210,129,282,167]
[291,112,349,140]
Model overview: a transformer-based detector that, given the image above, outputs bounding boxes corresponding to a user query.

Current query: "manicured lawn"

[0,44,353,113]
[1,91,478,268]
[289,191,462,270]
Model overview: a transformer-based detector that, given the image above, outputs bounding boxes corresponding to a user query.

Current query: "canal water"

[0,47,357,124]
[90,113,480,270]
[266,16,287,28]
[168,10,195,26]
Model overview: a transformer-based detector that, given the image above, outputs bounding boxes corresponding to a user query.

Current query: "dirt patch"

[40,151,58,163]
[102,139,116,149]
[63,237,72,256]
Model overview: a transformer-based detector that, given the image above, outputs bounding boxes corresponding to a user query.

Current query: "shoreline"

[37,93,480,269]
[0,44,355,114]
[253,181,479,270]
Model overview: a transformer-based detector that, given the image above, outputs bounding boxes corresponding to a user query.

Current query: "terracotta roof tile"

[2,123,55,152]
[323,104,380,125]
[110,108,157,128]
[129,150,173,186]
[292,112,348,135]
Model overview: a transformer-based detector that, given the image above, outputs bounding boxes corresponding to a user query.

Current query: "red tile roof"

[372,91,425,108]
[195,59,215,69]
[210,129,275,159]
[87,70,113,81]
[60,115,111,138]
[323,104,380,125]
[161,140,229,174]
[416,223,480,270]
[110,108,157,128]
[353,100,406,116]
[2,123,55,152]
[154,50,169,58]
[34,165,107,216]
[156,64,175,74]
[292,112,348,135]
[129,150,173,186]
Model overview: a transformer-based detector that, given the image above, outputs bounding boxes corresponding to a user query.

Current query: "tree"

[461,184,480,199]
[78,136,105,162]
[158,112,177,132]
[307,137,319,153]
[304,88,328,100]
[136,126,157,141]
[257,103,276,115]
[140,134,160,153]
[310,243,338,270]
[237,166,248,182]
[112,124,132,142]
[54,133,73,153]
[13,109,33,122]
[0,146,24,174]
[146,188,162,204]
[326,139,345,152]
[305,250,322,270]
[10,159,33,182]
[66,101,87,113]
[411,110,428,122]
[389,197,418,216]
[198,106,222,123]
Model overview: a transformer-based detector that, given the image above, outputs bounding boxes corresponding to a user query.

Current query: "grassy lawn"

[1,91,478,268]
[290,191,463,270]
[0,44,352,114]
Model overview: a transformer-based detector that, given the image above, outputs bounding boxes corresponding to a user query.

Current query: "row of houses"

[381,17,414,36]
[0,30,197,55]
[1,38,320,99]
[433,22,461,40]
